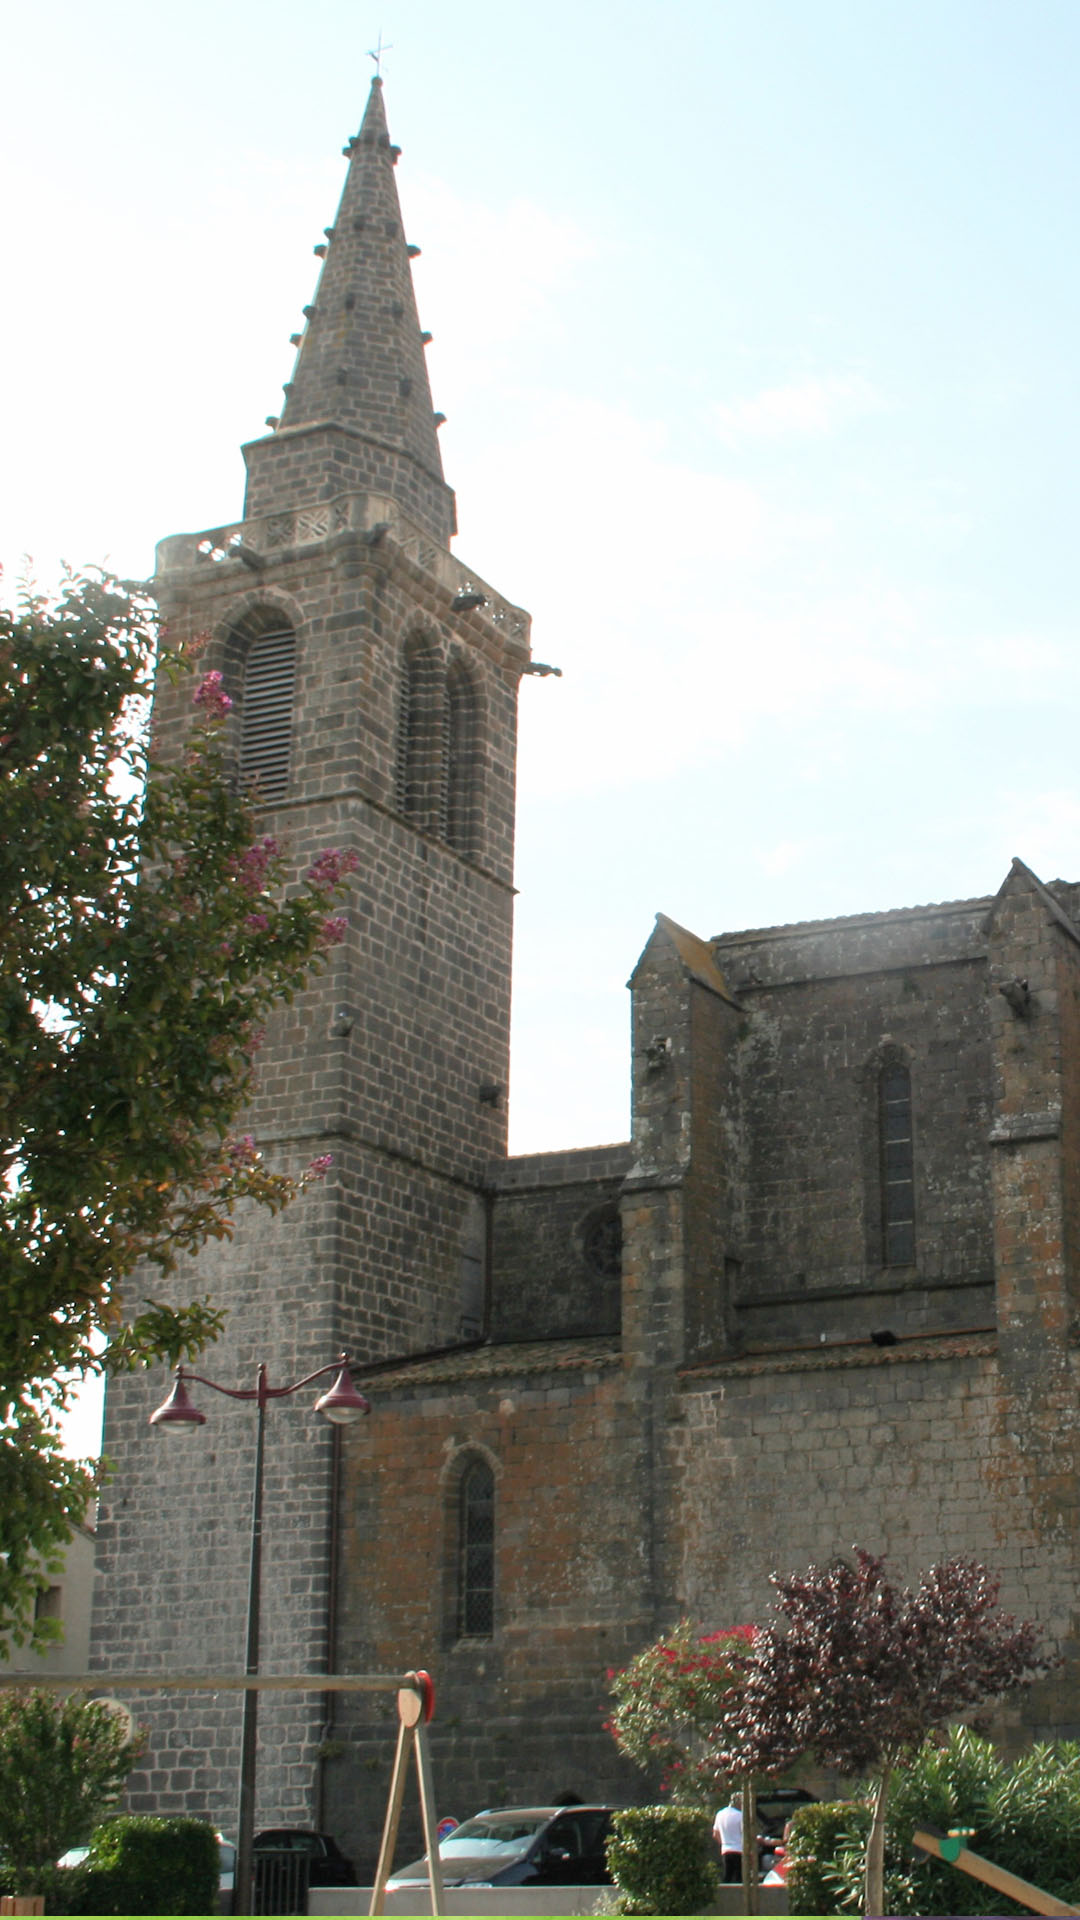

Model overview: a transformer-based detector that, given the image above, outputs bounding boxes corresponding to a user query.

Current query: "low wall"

[310,1886,789,1916]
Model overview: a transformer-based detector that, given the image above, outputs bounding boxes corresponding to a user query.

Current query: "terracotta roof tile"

[360,1335,621,1391]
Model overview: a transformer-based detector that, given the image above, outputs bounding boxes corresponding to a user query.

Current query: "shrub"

[66,1815,220,1916]
[784,1799,871,1916]
[0,1690,141,1892]
[606,1804,718,1915]
[788,1727,1080,1917]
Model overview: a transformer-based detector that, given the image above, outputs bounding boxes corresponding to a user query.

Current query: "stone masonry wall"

[669,1339,1080,1748]
[325,1344,647,1876]
[94,1188,342,1828]
[488,1146,632,1341]
[92,512,527,1829]
[716,906,996,1348]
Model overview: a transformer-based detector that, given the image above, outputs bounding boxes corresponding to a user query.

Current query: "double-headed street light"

[150,1353,370,1915]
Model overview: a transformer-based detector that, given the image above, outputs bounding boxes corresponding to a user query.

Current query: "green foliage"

[0,1689,141,1891]
[607,1620,756,1803]
[68,1815,221,1915]
[606,1805,719,1916]
[0,571,357,1649]
[784,1800,872,1916]
[788,1726,1080,1917]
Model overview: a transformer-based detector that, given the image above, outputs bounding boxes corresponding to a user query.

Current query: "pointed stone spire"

[242,78,456,546]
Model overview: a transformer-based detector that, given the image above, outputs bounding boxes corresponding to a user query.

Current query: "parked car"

[754,1789,817,1873]
[252,1829,357,1887]
[387,1805,618,1890]
[216,1834,235,1911]
[756,1789,818,1839]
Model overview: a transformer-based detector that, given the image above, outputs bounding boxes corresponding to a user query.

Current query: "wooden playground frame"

[0,1668,446,1916]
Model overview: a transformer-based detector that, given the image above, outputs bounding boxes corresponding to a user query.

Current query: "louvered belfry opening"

[237,620,296,805]
[395,636,443,832]
[443,659,478,855]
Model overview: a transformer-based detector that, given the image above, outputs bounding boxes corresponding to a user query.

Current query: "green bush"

[784,1799,871,1916]
[606,1804,719,1915]
[0,1689,141,1892]
[66,1815,220,1916]
[786,1727,1080,1918]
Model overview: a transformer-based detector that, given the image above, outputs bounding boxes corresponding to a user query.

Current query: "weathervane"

[368,29,393,77]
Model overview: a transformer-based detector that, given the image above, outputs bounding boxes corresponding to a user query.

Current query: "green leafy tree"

[607,1620,756,1805]
[0,1689,142,1892]
[714,1550,1050,1918]
[1,572,357,1651]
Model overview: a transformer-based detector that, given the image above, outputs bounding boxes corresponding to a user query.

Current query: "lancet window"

[458,1457,495,1638]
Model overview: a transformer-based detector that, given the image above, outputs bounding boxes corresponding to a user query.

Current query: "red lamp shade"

[313,1365,370,1425]
[149,1372,207,1429]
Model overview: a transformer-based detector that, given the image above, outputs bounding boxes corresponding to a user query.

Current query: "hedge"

[65,1815,220,1916]
[606,1804,719,1915]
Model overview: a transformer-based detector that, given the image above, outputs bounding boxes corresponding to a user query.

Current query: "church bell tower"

[90,79,531,1829]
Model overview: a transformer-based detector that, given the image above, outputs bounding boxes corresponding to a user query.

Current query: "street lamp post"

[150,1354,370,1916]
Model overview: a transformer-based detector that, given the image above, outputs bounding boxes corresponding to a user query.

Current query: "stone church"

[91,79,1080,1870]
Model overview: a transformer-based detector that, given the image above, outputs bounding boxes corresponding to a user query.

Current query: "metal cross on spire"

[368,29,393,76]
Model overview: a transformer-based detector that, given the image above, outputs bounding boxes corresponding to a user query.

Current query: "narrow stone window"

[237,622,296,804]
[458,1458,494,1638]
[879,1062,915,1265]
[395,636,442,831]
[443,659,479,856]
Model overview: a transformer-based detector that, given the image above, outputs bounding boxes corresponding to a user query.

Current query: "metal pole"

[234,1370,268,1917]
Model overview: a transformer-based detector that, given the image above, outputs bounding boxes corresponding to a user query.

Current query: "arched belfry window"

[229,611,296,805]
[458,1457,494,1638]
[443,658,480,855]
[879,1059,915,1265]
[395,635,442,831]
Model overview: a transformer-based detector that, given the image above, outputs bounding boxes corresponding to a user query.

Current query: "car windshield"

[438,1813,549,1856]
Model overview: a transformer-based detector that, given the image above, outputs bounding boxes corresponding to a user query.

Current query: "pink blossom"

[317,914,348,948]
[245,912,269,932]
[226,1134,259,1167]
[307,847,360,887]
[306,1153,333,1180]
[232,836,281,895]
[192,670,233,719]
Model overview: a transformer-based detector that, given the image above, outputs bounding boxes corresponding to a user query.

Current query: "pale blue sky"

[5,4,1080,1453]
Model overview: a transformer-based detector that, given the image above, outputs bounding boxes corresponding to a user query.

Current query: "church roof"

[655,912,740,1001]
[713,859,1080,956]
[711,890,997,948]
[356,1335,621,1392]
[983,855,1080,948]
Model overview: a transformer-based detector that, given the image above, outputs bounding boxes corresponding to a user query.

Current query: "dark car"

[756,1789,817,1839]
[387,1805,618,1889]
[252,1829,357,1887]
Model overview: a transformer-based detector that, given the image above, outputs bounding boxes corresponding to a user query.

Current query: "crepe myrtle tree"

[1,571,357,1653]
[713,1549,1050,1919]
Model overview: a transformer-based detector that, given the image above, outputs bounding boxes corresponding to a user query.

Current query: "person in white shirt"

[712,1795,743,1883]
